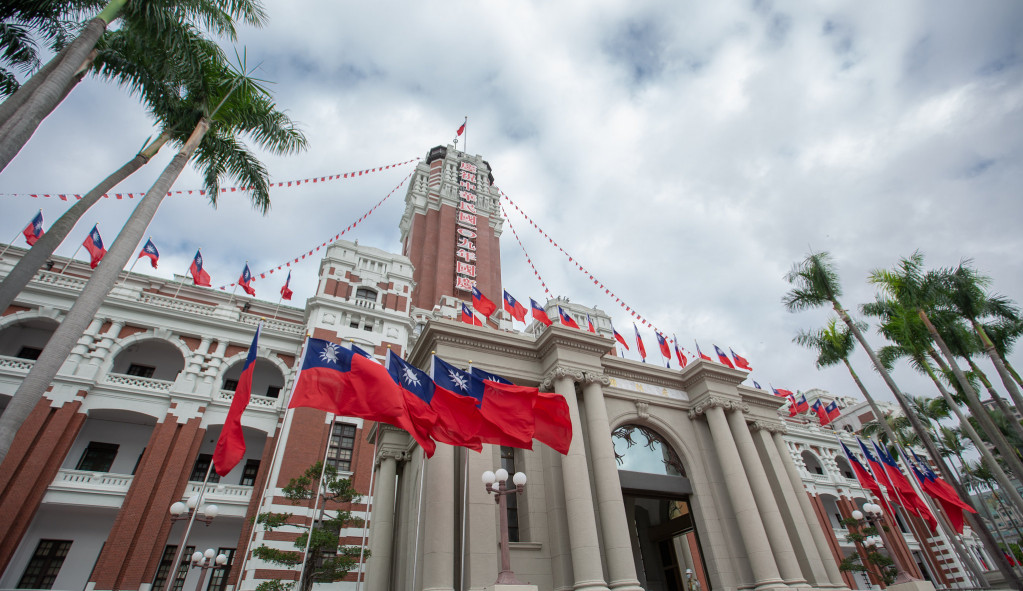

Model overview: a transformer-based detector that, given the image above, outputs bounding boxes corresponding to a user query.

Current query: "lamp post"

[167,494,221,588]
[482,468,527,586]
[189,548,228,591]
[851,502,917,584]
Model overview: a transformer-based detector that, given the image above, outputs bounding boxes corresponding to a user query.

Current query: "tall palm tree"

[0,0,87,97]
[944,261,1023,415]
[784,251,1017,586]
[0,54,306,464]
[0,0,266,172]
[0,23,225,315]
[984,316,1023,388]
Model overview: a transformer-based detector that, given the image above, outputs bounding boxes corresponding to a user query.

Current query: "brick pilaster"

[227,429,279,588]
[0,397,86,573]
[89,414,205,591]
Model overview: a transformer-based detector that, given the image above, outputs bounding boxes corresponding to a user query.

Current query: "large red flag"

[503,290,528,322]
[472,286,497,317]
[533,391,572,454]
[23,211,44,246]
[841,442,895,515]
[290,338,436,456]
[83,225,106,269]
[213,324,260,476]
[530,298,552,326]
[189,250,212,287]
[470,368,538,449]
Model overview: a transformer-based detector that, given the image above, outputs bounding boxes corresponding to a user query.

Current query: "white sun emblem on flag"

[401,366,421,387]
[319,343,340,364]
[447,370,469,391]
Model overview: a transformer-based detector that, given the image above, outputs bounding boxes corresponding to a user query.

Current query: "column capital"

[582,371,610,386]
[687,395,748,419]
[376,448,408,465]
[750,420,788,434]
[541,365,585,389]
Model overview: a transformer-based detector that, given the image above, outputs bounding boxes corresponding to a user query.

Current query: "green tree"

[0,55,306,464]
[0,0,87,97]
[0,0,266,172]
[784,250,1013,586]
[253,462,365,591]
[838,516,897,586]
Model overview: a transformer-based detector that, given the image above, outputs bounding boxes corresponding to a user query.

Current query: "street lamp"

[170,495,220,525]
[189,548,228,591]
[482,468,527,585]
[850,502,918,584]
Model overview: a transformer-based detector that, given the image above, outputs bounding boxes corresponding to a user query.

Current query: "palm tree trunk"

[0,133,168,314]
[0,46,70,127]
[1005,360,1023,390]
[960,459,1015,569]
[832,303,1020,586]
[967,357,1023,446]
[0,118,208,465]
[973,321,1023,418]
[0,0,127,172]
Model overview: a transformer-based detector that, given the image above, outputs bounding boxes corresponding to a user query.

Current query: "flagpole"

[0,214,33,258]
[120,257,140,287]
[272,294,283,320]
[234,335,309,591]
[411,447,427,590]
[295,416,336,591]
[462,116,468,154]
[168,459,217,585]
[354,435,379,591]
[57,243,83,275]
[460,445,470,591]
[173,248,198,299]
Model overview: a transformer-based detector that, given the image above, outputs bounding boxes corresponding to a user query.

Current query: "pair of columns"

[689,396,847,590]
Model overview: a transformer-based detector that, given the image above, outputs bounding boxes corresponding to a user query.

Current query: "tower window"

[76,442,119,472]
[356,287,377,301]
[327,422,357,472]
[18,539,72,589]
[240,460,261,486]
[16,346,42,360]
[126,364,156,378]
[190,454,221,482]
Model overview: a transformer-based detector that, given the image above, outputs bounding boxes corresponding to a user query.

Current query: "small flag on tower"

[472,286,497,317]
[189,250,211,287]
[504,290,528,322]
[713,345,735,368]
[634,323,647,361]
[280,270,294,300]
[138,238,159,268]
[238,263,256,296]
[461,303,483,326]
[730,348,752,371]
[673,334,687,368]
[695,341,711,361]
[530,299,553,326]
[655,332,671,363]
[586,314,596,333]
[558,306,580,329]
[23,211,44,246]
[612,324,629,350]
[83,225,106,269]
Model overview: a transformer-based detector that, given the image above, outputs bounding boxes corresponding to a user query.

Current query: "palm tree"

[0,55,306,464]
[0,23,226,314]
[984,316,1023,388]
[944,261,1023,416]
[784,251,1018,586]
[0,0,266,172]
[0,0,85,97]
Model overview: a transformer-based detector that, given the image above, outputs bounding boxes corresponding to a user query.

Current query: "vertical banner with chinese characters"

[455,160,478,293]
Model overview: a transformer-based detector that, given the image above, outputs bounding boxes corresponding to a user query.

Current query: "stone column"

[421,444,455,591]
[541,444,574,591]
[551,369,610,591]
[581,374,642,591]
[367,449,402,591]
[752,426,830,587]
[772,432,846,588]
[725,412,806,589]
[701,403,786,590]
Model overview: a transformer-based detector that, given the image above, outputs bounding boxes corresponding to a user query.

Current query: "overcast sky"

[2,1,1022,408]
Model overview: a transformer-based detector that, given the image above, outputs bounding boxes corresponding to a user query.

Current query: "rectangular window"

[265,385,281,398]
[223,379,239,391]
[17,539,72,589]
[326,422,357,472]
[205,548,235,591]
[500,446,521,542]
[126,364,156,378]
[16,346,42,360]
[151,545,194,591]
[190,454,221,483]
[240,459,261,486]
[76,442,119,472]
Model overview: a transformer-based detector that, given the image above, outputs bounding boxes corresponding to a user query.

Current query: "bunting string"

[499,204,553,299]
[500,191,699,361]
[0,157,419,201]
[216,167,416,290]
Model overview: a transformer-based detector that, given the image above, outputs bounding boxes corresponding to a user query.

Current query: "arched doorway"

[613,424,709,591]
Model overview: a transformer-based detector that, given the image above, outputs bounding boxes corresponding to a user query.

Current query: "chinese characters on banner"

[455,160,478,293]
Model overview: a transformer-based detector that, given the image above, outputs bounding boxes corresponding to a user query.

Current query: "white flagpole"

[173,248,199,299]
[0,212,35,259]
[354,435,379,591]
[295,413,336,591]
[234,335,309,590]
[460,446,469,591]
[58,244,83,275]
[120,257,140,287]
[462,116,468,154]
[168,460,217,583]
[411,447,427,590]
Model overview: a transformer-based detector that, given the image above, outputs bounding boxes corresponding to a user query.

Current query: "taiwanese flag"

[238,263,256,296]
[695,341,711,361]
[558,306,580,329]
[23,211,43,246]
[841,441,895,515]
[386,351,474,453]
[83,225,106,269]
[189,250,211,287]
[634,324,647,361]
[472,286,497,317]
[655,332,671,362]
[612,324,629,350]
[772,386,794,398]
[503,290,528,322]
[873,440,936,530]
[825,401,841,423]
[290,338,435,457]
[280,270,293,300]
[351,343,374,359]
[456,121,466,136]
[534,390,572,454]
[461,303,483,326]
[586,314,596,333]
[713,345,735,368]
[753,381,762,389]
[730,348,752,371]
[673,335,687,368]
[530,299,552,326]
[811,399,830,425]
[467,365,538,449]
[138,238,159,268]
[908,448,975,533]
[789,394,809,417]
[213,324,260,476]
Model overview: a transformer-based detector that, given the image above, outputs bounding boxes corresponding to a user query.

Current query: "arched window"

[612,424,686,476]
[355,287,377,301]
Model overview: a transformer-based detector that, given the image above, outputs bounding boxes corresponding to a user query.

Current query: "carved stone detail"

[582,371,611,386]
[541,365,585,389]
[751,420,788,434]
[635,401,650,420]
[687,395,749,419]
[376,449,408,465]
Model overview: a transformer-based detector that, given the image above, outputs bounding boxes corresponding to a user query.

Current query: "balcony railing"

[240,312,303,335]
[47,469,133,507]
[354,298,378,309]
[183,481,253,507]
[137,291,218,317]
[0,354,34,372]
[104,373,174,391]
[217,390,281,409]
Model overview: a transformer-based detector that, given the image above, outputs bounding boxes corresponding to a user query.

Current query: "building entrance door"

[624,495,709,591]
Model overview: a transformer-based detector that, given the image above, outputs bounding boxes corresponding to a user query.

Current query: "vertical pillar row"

[366,450,401,591]
[421,444,455,591]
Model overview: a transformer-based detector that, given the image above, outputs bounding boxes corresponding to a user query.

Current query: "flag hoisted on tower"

[83,225,106,269]
[530,298,552,326]
[503,290,528,322]
[280,270,293,300]
[472,286,497,317]
[138,238,159,268]
[238,263,255,296]
[189,250,211,287]
[634,323,647,361]
[213,323,260,475]
[22,211,43,246]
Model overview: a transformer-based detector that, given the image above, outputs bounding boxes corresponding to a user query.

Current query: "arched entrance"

[613,424,710,591]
